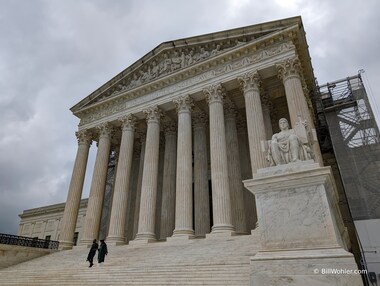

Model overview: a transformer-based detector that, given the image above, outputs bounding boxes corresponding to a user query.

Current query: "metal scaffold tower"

[317,73,380,220]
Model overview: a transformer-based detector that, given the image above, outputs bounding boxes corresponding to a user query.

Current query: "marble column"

[81,123,113,245]
[160,120,177,239]
[261,92,273,140]
[59,130,92,249]
[277,57,323,165]
[203,84,234,233]
[224,99,247,234]
[173,95,194,237]
[135,106,162,241]
[236,116,257,231]
[125,143,141,242]
[132,132,146,239]
[238,72,267,176]
[193,111,210,236]
[107,115,136,245]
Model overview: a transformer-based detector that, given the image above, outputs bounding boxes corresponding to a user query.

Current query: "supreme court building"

[13,16,369,285]
[59,16,325,249]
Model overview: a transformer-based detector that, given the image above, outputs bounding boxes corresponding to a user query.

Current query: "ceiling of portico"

[71,16,314,123]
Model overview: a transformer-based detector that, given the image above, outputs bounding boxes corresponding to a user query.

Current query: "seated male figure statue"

[268,118,313,166]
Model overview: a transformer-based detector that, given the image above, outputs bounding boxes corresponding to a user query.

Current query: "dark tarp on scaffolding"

[319,75,380,221]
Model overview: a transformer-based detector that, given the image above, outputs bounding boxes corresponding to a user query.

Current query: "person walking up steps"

[86,239,98,268]
[98,239,108,265]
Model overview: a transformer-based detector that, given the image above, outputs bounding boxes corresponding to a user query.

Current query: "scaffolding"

[317,73,380,220]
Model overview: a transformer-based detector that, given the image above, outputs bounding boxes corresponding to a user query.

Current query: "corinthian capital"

[119,114,137,131]
[238,71,261,93]
[143,106,162,123]
[203,83,225,104]
[97,122,114,138]
[173,95,193,113]
[276,57,302,80]
[75,130,92,146]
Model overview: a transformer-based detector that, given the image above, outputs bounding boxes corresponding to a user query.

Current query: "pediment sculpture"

[110,39,252,96]
[265,117,316,166]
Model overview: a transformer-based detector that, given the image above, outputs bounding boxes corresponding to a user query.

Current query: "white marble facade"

[18,199,87,244]
[59,16,326,252]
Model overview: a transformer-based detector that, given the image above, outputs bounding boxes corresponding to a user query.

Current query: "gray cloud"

[0,0,379,235]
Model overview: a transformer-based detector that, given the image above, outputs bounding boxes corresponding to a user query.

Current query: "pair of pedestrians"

[86,239,108,267]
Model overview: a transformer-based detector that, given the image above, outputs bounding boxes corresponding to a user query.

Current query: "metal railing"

[0,233,59,250]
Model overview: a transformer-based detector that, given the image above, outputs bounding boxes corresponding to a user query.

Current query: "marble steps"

[1,265,250,286]
[0,234,257,285]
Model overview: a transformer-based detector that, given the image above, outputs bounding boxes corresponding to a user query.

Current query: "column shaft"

[125,148,141,241]
[204,84,234,233]
[238,72,267,176]
[135,106,162,241]
[160,123,177,239]
[59,131,91,249]
[193,113,210,236]
[133,137,146,239]
[81,123,112,245]
[277,58,323,165]
[225,104,247,234]
[107,115,136,244]
[236,118,257,231]
[173,96,194,237]
[261,94,273,140]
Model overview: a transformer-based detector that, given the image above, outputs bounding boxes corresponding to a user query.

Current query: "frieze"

[79,41,295,127]
[104,39,250,99]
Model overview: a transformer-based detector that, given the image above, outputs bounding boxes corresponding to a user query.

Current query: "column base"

[172,228,194,237]
[250,248,363,286]
[211,223,235,233]
[129,232,157,245]
[206,230,236,239]
[167,234,195,244]
[79,238,94,248]
[58,240,74,250]
[106,236,127,246]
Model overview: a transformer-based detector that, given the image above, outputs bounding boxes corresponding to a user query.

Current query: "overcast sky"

[1,0,379,235]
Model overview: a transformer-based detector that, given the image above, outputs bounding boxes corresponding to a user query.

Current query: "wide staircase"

[0,233,259,285]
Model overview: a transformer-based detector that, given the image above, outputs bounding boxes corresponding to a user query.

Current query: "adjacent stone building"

[18,199,87,245]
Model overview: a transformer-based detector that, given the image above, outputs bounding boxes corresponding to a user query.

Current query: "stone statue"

[186,49,194,66]
[150,60,159,78]
[197,47,210,61]
[171,51,182,71]
[267,118,313,166]
[129,73,141,88]
[211,44,221,56]
[159,53,172,75]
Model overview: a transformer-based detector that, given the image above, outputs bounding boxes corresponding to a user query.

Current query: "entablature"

[77,39,298,131]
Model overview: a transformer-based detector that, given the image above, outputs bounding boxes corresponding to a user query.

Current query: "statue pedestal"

[243,161,363,285]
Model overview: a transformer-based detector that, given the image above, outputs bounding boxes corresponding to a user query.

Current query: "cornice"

[74,24,301,119]
[77,38,297,129]
[19,199,89,219]
[71,17,303,114]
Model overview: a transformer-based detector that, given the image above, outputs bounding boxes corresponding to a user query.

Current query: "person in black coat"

[86,239,98,267]
[98,240,108,264]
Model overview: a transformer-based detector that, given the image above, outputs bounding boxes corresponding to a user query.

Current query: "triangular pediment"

[71,16,303,114]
